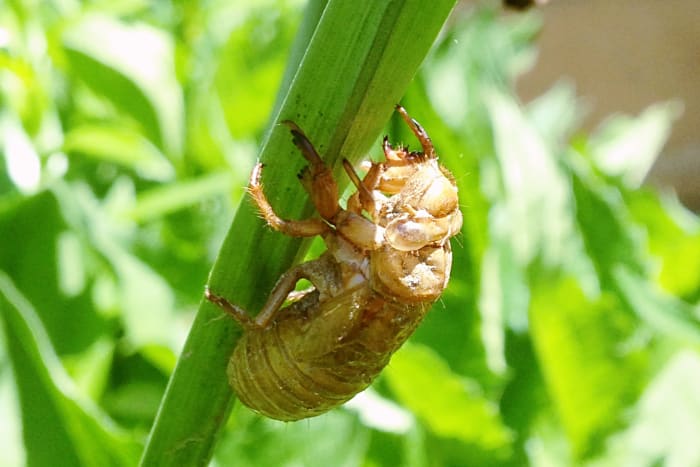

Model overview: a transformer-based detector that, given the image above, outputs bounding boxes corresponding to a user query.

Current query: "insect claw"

[279,119,304,134]
[205,286,253,327]
[395,104,436,159]
[281,120,324,166]
[342,159,362,190]
[383,135,404,161]
[343,159,376,216]
[297,166,314,193]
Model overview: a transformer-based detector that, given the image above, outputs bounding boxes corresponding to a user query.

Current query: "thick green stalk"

[139,0,456,465]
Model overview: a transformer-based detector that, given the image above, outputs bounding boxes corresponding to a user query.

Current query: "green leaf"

[126,171,234,223]
[485,89,575,267]
[0,189,109,355]
[626,190,700,298]
[63,124,174,181]
[614,267,700,346]
[589,350,700,467]
[479,232,529,348]
[62,337,115,402]
[216,409,369,467]
[571,160,648,285]
[589,102,681,188]
[529,276,648,459]
[423,7,540,129]
[215,5,300,139]
[62,14,184,160]
[0,340,25,466]
[526,79,582,147]
[384,342,512,452]
[51,182,178,351]
[95,233,178,349]
[0,271,141,467]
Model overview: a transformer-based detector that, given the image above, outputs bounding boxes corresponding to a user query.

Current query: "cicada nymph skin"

[205,105,463,421]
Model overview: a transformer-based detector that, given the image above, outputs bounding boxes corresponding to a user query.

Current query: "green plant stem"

[139,0,456,465]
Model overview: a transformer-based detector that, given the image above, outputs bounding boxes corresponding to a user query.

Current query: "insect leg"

[346,192,363,214]
[249,163,330,237]
[205,255,338,329]
[204,265,316,330]
[345,160,381,215]
[281,121,341,221]
[204,287,254,327]
[253,255,340,328]
[342,159,377,217]
[395,104,435,159]
[334,210,384,251]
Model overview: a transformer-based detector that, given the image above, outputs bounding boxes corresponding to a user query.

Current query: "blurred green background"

[1,0,700,466]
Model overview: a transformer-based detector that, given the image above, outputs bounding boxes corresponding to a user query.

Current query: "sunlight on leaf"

[486,89,575,267]
[63,124,175,181]
[614,267,700,346]
[589,102,681,188]
[0,345,25,466]
[126,171,234,223]
[62,14,184,160]
[626,191,700,298]
[217,409,369,467]
[526,79,583,146]
[345,389,414,434]
[0,271,142,466]
[590,350,700,467]
[0,113,41,193]
[529,277,647,458]
[62,337,114,402]
[385,342,512,451]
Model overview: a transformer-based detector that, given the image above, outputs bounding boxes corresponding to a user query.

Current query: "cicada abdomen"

[206,105,462,421]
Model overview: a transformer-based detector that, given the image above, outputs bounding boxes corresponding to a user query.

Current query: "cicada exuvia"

[206,105,462,421]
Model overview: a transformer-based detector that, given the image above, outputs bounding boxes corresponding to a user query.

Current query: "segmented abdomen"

[228,285,430,421]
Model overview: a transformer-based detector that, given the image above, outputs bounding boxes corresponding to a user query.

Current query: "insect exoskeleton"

[205,105,463,421]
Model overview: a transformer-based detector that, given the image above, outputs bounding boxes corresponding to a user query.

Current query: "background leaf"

[0,272,142,467]
[384,343,512,453]
[529,277,648,458]
[62,14,184,161]
[1,1,698,466]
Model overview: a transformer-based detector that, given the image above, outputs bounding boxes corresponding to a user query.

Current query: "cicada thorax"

[206,105,462,421]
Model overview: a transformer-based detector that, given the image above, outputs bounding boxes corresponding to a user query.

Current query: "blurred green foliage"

[1,1,699,466]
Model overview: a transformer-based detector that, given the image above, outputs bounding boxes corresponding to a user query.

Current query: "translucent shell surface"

[206,106,462,421]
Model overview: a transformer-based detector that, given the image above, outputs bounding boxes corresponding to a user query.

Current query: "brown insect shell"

[367,158,462,303]
[370,244,452,303]
[210,107,463,421]
[381,160,460,219]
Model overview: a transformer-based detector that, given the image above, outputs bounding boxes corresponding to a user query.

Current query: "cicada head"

[374,107,462,252]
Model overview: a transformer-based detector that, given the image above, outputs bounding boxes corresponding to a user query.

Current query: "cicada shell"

[206,105,462,421]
